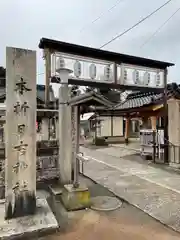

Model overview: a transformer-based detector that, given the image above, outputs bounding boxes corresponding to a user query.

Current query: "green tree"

[0,67,6,86]
[70,85,81,97]
[0,67,5,78]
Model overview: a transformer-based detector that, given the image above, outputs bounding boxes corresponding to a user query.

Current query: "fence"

[140,129,164,162]
[140,129,180,164]
[168,143,180,164]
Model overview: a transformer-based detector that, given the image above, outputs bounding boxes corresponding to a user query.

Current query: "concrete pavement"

[40,176,180,240]
[80,146,180,233]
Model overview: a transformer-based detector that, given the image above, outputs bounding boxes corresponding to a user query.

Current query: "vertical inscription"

[5,47,36,219]
[71,106,76,174]
[71,106,80,182]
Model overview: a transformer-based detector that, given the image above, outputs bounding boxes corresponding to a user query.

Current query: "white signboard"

[119,64,164,88]
[51,53,165,88]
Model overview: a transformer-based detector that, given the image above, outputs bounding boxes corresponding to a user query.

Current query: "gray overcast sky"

[0,0,180,83]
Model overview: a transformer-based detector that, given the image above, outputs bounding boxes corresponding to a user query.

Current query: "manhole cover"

[90,196,122,211]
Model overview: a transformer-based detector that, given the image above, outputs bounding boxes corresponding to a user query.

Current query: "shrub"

[93,137,108,146]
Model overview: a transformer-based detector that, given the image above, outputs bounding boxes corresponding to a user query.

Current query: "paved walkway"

[110,142,141,152]
[80,146,180,233]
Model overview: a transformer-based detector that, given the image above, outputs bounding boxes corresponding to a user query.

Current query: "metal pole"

[152,130,156,163]
[111,114,113,137]
[163,68,169,163]
[95,106,97,141]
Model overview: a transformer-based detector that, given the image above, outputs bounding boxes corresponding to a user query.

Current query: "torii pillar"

[57,67,73,184]
[125,116,130,144]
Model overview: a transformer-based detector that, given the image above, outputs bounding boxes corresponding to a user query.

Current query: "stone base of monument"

[0,197,58,239]
[61,184,91,211]
[169,162,180,169]
[49,185,63,197]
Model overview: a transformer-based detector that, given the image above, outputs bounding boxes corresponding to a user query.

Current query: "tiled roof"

[115,92,161,110]
[114,83,180,111]
[101,91,121,103]
[69,91,113,107]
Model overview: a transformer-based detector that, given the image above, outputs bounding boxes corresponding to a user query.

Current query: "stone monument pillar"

[168,99,180,168]
[5,47,36,219]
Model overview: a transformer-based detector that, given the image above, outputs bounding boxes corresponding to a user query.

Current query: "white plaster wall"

[168,99,180,164]
[100,116,123,137]
[113,117,123,136]
[100,117,111,137]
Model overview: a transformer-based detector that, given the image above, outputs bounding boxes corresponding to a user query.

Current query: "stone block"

[169,162,180,169]
[61,184,91,211]
[0,185,5,199]
[0,197,58,239]
[49,185,63,196]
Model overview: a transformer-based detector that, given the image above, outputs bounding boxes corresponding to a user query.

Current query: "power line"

[140,6,180,48]
[6,2,175,79]
[100,0,173,49]
[79,0,125,33]
[20,0,176,83]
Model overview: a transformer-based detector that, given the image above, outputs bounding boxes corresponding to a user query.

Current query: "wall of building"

[99,116,124,137]
[129,119,140,138]
[168,99,180,167]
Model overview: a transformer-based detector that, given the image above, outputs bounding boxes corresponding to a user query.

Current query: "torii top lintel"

[39,37,174,70]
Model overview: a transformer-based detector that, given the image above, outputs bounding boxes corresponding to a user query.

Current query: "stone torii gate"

[3,40,174,219]
[38,37,174,184]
